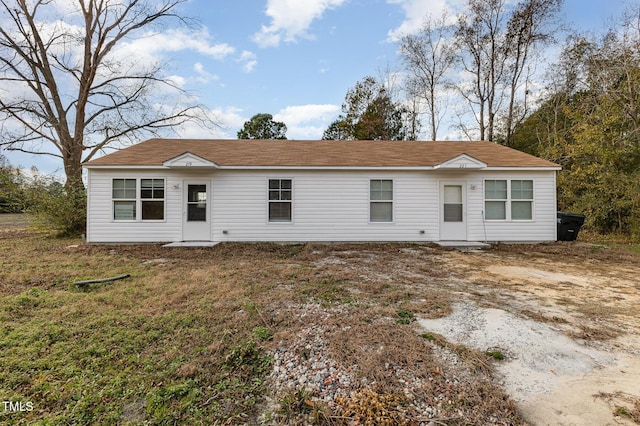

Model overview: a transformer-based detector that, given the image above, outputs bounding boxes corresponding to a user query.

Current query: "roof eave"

[83,164,561,171]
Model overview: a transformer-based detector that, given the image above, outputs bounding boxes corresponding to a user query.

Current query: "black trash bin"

[557,212,586,241]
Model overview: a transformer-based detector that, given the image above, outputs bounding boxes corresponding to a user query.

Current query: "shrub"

[25,176,86,237]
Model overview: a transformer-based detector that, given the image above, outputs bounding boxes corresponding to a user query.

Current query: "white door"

[183,181,210,241]
[440,183,467,241]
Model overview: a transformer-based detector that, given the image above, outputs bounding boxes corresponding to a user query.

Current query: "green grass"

[0,235,278,424]
[395,308,415,324]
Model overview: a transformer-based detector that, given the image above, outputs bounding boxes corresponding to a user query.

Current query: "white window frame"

[112,178,137,221]
[369,179,394,223]
[267,178,293,223]
[484,179,507,221]
[483,179,534,222]
[112,178,166,222]
[140,178,165,221]
[510,179,534,221]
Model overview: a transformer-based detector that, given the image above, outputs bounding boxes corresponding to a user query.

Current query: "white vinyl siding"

[467,172,555,242]
[88,170,185,243]
[86,168,557,243]
[213,171,427,242]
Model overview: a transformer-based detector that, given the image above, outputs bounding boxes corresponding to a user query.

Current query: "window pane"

[370,202,392,222]
[187,203,206,221]
[380,189,393,201]
[113,188,125,199]
[269,202,291,222]
[485,201,506,220]
[269,179,280,190]
[512,180,533,200]
[512,201,532,220]
[485,180,507,199]
[113,179,136,199]
[444,204,463,222]
[370,180,393,201]
[142,201,164,220]
[268,180,292,202]
[188,185,206,203]
[140,179,164,199]
[114,201,136,220]
[444,185,462,203]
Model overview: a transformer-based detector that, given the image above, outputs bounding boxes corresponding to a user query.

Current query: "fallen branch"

[74,274,130,287]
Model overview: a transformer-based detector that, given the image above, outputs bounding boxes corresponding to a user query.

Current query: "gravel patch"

[265,303,518,424]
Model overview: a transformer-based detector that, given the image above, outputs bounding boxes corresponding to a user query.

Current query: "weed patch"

[395,308,415,324]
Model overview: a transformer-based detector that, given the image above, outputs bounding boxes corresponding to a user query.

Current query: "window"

[268,179,292,222]
[187,184,207,222]
[112,178,165,221]
[443,185,463,222]
[113,179,136,220]
[511,180,533,220]
[484,180,507,220]
[370,179,393,222]
[141,179,165,220]
[484,179,533,221]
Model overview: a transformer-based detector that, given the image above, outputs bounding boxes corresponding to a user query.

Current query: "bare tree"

[456,0,509,142]
[400,13,456,140]
[455,0,562,143]
[502,0,562,146]
[0,0,212,189]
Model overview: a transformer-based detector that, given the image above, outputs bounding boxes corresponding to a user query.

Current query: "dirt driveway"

[307,241,640,424]
[419,244,640,425]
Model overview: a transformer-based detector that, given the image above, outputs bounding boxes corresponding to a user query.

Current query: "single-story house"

[82,138,561,244]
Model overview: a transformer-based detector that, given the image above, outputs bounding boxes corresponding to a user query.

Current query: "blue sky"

[1,0,632,176]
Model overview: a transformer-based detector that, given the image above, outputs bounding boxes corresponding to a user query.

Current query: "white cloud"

[386,0,462,41]
[273,104,340,139]
[253,0,347,48]
[121,28,235,60]
[193,62,219,83]
[238,51,258,73]
[174,107,247,139]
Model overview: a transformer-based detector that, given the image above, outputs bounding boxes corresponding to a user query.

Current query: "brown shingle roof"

[83,138,560,168]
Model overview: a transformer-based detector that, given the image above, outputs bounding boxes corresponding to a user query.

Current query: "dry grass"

[0,230,525,424]
[595,392,640,424]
